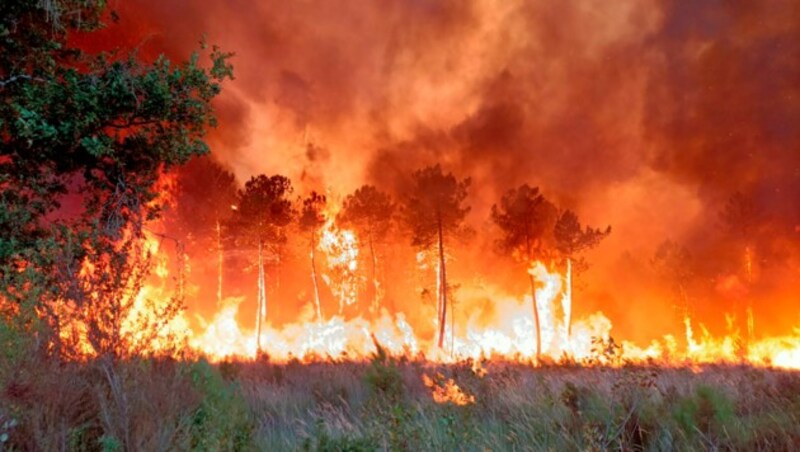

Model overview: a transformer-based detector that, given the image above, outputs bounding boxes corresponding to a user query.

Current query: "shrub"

[189,359,253,450]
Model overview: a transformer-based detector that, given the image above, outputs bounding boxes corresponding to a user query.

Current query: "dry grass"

[2,355,800,450]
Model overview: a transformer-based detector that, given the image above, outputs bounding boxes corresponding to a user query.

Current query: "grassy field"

[2,352,800,450]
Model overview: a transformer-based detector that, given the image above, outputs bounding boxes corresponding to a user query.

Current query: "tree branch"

[0,74,45,88]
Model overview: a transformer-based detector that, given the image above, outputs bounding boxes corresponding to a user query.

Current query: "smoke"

[78,0,800,340]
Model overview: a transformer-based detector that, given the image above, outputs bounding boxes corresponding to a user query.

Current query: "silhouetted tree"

[652,240,695,321]
[337,185,395,313]
[172,156,237,305]
[403,165,470,349]
[720,191,761,341]
[299,191,326,322]
[553,210,610,338]
[491,184,557,360]
[227,175,294,355]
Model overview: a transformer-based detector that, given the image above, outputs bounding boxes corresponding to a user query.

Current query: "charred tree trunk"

[565,257,573,339]
[256,239,266,355]
[744,245,754,342]
[368,230,380,314]
[216,218,223,306]
[437,217,448,349]
[310,231,322,322]
[525,236,542,360]
[529,272,541,361]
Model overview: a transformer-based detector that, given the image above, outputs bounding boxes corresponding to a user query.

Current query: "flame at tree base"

[176,262,800,370]
[64,235,800,371]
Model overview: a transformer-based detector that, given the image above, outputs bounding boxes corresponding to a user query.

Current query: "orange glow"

[422,373,475,406]
[76,227,800,370]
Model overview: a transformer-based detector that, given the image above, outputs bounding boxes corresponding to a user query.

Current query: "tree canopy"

[228,175,295,248]
[404,164,471,249]
[0,0,232,357]
[491,184,557,262]
[338,185,395,240]
[553,210,611,260]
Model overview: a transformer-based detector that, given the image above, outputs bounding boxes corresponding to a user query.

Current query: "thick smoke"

[80,0,800,342]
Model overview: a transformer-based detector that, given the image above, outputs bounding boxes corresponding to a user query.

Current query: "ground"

[3,354,800,450]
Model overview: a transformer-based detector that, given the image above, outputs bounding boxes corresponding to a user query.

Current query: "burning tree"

[227,175,295,355]
[403,165,471,349]
[652,240,695,314]
[652,240,698,347]
[337,185,395,313]
[0,1,232,358]
[491,184,557,360]
[553,210,610,338]
[171,156,237,306]
[299,191,326,322]
[720,191,761,341]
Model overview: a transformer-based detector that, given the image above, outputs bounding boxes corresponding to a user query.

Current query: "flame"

[422,373,475,406]
[54,207,800,370]
[318,202,360,314]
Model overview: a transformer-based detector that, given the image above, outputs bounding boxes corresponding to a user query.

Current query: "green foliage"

[364,342,405,404]
[189,359,253,450]
[0,0,233,357]
[673,384,735,438]
[98,434,123,452]
[302,419,378,452]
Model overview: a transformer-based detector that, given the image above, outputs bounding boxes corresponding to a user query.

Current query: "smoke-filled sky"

[81,0,800,339]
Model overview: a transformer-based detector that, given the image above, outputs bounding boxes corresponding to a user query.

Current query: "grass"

[2,353,800,450]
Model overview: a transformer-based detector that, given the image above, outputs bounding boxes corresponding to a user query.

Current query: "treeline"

[170,157,611,358]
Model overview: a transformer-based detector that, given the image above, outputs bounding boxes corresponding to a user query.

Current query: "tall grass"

[2,354,800,450]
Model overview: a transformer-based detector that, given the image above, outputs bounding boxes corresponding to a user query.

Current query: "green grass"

[2,356,800,450]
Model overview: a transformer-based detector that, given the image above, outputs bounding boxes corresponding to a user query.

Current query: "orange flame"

[422,373,475,406]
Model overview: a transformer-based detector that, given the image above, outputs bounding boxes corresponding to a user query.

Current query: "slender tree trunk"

[216,219,223,306]
[529,273,541,361]
[436,251,443,338]
[368,230,379,313]
[524,236,541,360]
[744,245,754,342]
[256,239,266,356]
[565,257,573,339]
[310,232,322,322]
[437,219,448,349]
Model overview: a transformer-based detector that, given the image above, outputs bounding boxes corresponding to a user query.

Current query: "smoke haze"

[79,0,800,343]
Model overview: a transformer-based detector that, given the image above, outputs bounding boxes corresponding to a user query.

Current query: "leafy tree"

[553,210,610,338]
[491,184,557,360]
[0,1,232,357]
[403,165,470,348]
[227,175,294,355]
[337,185,395,313]
[171,156,237,305]
[299,191,326,322]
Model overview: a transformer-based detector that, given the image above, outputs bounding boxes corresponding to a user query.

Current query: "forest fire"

[3,1,800,449]
[75,217,799,370]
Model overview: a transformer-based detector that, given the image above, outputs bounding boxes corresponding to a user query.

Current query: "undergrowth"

[2,353,800,450]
